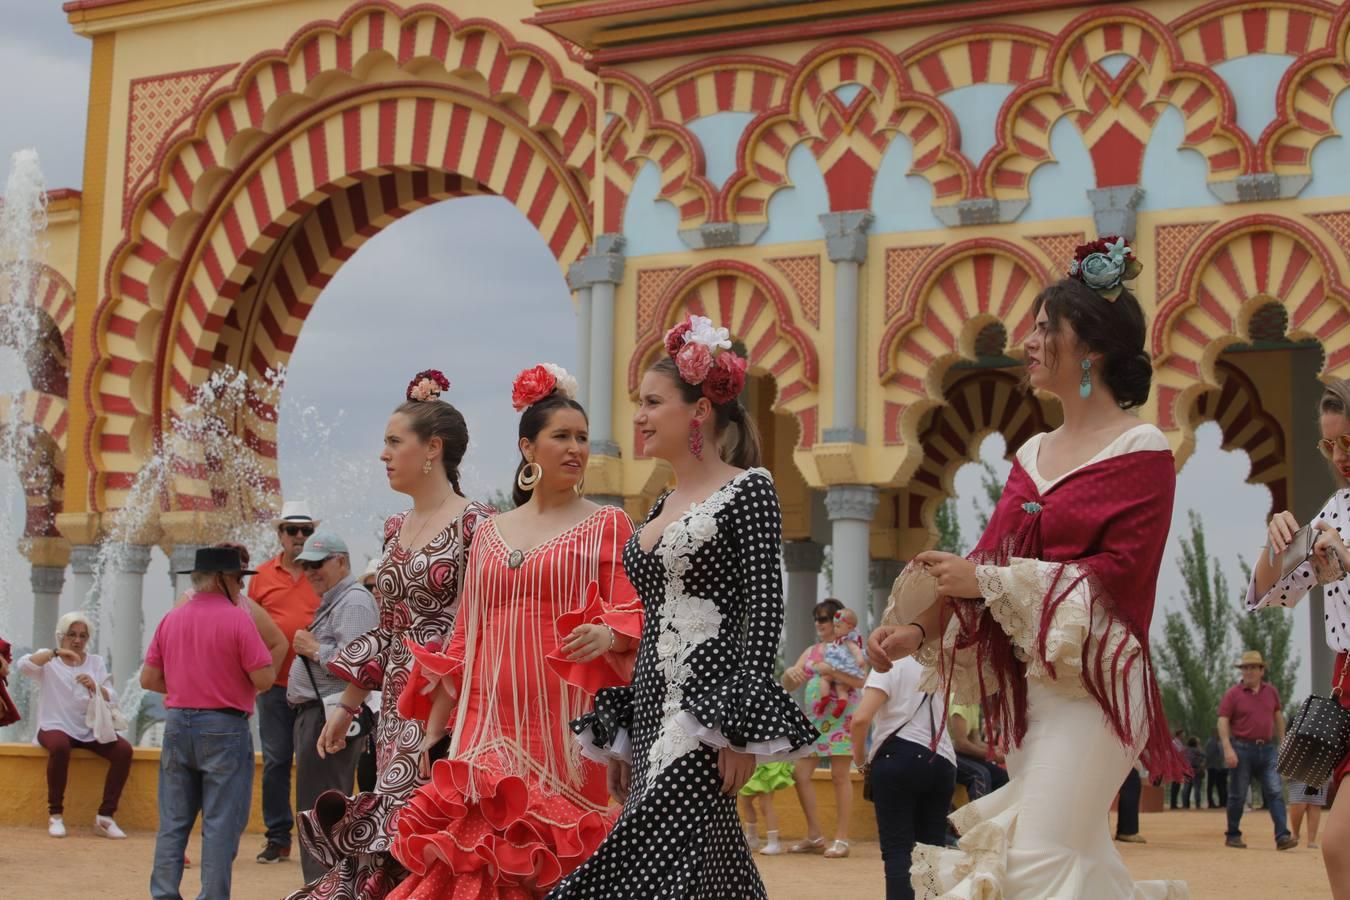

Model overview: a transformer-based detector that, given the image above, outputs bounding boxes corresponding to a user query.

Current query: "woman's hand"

[561,623,613,663]
[607,758,632,804]
[913,551,980,599]
[781,665,807,691]
[1267,510,1300,558]
[814,661,835,678]
[75,673,97,694]
[852,747,867,770]
[717,746,756,796]
[316,707,352,759]
[1312,520,1349,580]
[866,625,923,671]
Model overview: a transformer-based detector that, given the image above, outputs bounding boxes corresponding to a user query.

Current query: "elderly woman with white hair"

[18,611,133,839]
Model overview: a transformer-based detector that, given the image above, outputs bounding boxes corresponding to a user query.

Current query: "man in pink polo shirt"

[141,546,276,900]
[1218,650,1295,851]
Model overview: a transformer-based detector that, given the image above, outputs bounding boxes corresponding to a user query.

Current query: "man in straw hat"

[250,499,322,864]
[141,546,277,899]
[1217,649,1296,850]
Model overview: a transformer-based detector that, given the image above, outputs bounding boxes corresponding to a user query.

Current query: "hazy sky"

[0,4,1313,700]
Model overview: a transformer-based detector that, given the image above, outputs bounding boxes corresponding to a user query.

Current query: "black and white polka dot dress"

[550,468,817,899]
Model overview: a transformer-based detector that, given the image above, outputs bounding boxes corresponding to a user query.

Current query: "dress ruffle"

[569,686,634,764]
[544,582,644,694]
[387,755,611,900]
[288,790,408,899]
[397,638,459,725]
[739,762,796,796]
[675,670,818,758]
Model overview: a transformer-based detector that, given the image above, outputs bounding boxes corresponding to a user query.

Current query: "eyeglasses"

[62,631,89,640]
[300,556,334,571]
[281,524,315,537]
[1317,434,1350,459]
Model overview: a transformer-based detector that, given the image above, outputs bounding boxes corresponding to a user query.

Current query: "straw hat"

[270,500,320,528]
[1235,650,1267,669]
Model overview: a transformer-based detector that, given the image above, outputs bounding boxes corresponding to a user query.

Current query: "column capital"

[782,539,826,573]
[69,543,100,575]
[170,543,206,574]
[116,544,153,574]
[868,558,904,591]
[570,234,627,288]
[1086,185,1145,240]
[825,484,879,522]
[30,564,67,595]
[819,210,874,262]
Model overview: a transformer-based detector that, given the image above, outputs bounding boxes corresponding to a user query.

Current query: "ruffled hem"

[678,670,819,756]
[544,581,644,694]
[739,761,796,795]
[388,756,612,899]
[574,725,631,765]
[397,639,461,724]
[569,686,634,761]
[287,790,405,900]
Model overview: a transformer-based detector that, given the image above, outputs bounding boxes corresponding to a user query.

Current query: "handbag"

[1276,665,1350,787]
[301,655,371,741]
[861,694,934,802]
[85,682,129,744]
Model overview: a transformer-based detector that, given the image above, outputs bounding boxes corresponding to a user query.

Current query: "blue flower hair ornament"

[1067,235,1144,301]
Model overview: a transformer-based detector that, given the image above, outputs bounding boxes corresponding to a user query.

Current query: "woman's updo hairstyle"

[1034,236,1152,409]
[396,369,469,495]
[510,364,586,507]
[654,315,762,469]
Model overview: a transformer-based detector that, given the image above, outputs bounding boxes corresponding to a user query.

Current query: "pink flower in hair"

[675,341,714,385]
[664,320,693,358]
[406,369,450,402]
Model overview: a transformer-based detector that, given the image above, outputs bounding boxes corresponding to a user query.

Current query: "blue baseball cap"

[296,530,349,562]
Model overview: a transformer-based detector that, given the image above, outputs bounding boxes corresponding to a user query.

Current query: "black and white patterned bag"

[1277,676,1350,787]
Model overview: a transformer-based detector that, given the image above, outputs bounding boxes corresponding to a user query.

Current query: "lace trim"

[575,725,632,765]
[671,711,815,761]
[916,618,989,705]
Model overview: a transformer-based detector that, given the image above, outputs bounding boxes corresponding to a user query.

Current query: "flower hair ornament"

[663,314,749,405]
[1067,235,1143,301]
[511,362,580,412]
[406,369,450,402]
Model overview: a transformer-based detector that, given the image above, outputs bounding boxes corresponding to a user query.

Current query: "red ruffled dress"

[388,506,642,899]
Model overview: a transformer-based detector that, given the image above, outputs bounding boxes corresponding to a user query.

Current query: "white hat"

[271,500,320,528]
[361,558,380,580]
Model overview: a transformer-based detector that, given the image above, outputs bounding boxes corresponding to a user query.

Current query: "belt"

[1233,737,1269,746]
[176,707,249,718]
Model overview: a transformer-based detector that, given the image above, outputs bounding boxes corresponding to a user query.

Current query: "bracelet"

[907,622,927,646]
[606,626,617,652]
[337,702,361,718]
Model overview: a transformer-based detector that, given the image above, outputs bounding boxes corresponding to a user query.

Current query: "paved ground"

[0,810,1331,898]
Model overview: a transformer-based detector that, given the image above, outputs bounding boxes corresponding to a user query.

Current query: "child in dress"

[737,763,795,855]
[815,608,865,719]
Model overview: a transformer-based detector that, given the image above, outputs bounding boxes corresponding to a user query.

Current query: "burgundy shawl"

[0,638,19,727]
[946,447,1188,782]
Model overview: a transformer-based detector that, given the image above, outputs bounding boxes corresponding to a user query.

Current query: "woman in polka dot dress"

[1246,379,1350,897]
[551,317,817,899]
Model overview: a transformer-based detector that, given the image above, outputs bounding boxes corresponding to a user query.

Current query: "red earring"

[689,419,704,460]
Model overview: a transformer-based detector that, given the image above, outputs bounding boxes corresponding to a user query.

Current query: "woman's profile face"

[1024,305,1089,400]
[634,369,696,462]
[381,412,434,494]
[1321,411,1350,483]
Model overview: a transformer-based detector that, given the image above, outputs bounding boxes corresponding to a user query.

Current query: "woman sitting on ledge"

[18,611,132,840]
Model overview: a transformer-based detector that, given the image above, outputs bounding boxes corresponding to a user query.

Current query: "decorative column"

[170,543,206,600]
[819,211,873,443]
[30,565,66,648]
[68,543,99,618]
[110,545,152,691]
[782,540,826,664]
[1087,186,1144,239]
[868,558,905,631]
[567,258,593,406]
[826,485,879,618]
[573,234,626,459]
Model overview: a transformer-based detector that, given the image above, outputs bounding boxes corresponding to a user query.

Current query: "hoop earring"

[689,419,704,461]
[422,458,434,475]
[1079,358,1093,399]
[516,461,543,492]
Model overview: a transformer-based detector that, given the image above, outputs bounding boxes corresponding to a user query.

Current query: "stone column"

[782,540,825,664]
[30,565,67,648]
[820,211,873,443]
[110,545,152,691]
[573,234,626,459]
[1087,186,1145,240]
[868,558,905,632]
[567,259,594,406]
[68,544,99,617]
[170,543,206,600]
[826,485,880,619]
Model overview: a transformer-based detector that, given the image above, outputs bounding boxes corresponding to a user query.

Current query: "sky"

[0,2,1315,702]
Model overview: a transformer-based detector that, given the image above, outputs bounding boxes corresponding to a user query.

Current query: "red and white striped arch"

[91,2,593,511]
[0,390,68,538]
[1260,4,1350,177]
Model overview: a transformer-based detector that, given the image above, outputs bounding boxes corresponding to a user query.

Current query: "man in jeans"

[1218,650,1297,850]
[250,500,322,863]
[287,531,379,882]
[142,546,276,899]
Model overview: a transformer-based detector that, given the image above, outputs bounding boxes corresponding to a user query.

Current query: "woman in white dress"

[869,240,1187,899]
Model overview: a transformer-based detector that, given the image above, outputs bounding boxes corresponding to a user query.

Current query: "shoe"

[1115,834,1147,843]
[94,815,127,839]
[788,836,826,854]
[742,826,760,850]
[823,840,850,859]
[1277,836,1299,851]
[48,816,66,838]
[1225,836,1247,849]
[832,698,848,719]
[256,841,291,863]
[1310,842,1320,850]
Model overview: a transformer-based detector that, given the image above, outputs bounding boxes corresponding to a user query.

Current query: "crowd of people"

[1,236,1347,900]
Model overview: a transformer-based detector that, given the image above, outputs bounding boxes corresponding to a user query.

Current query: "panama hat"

[271,500,320,528]
[177,546,257,575]
[1235,650,1267,668]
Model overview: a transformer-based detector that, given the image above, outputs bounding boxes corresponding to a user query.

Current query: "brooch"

[1021,502,1043,515]
[507,549,525,569]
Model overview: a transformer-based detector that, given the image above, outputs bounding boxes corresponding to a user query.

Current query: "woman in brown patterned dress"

[288,371,493,900]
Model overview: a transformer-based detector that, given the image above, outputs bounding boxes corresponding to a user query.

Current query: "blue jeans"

[870,736,957,900]
[256,684,296,847]
[1225,739,1290,842]
[151,709,255,900]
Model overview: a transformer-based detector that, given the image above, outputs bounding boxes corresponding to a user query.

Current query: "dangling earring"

[516,461,543,492]
[1079,358,1093,399]
[574,476,585,497]
[689,419,704,460]
[422,458,434,475]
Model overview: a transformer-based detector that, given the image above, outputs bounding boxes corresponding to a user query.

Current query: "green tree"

[1154,510,1234,740]
[484,488,516,512]
[935,498,964,554]
[973,460,1004,533]
[1232,559,1301,703]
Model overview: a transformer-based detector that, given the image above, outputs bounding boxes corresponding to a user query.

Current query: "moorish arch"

[90,3,596,513]
[0,391,69,540]
[1152,215,1350,452]
[627,260,821,458]
[879,238,1049,484]
[1185,358,1290,515]
[0,263,75,397]
[1261,3,1350,179]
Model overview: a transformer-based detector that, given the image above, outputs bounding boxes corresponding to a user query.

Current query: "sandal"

[788,836,826,854]
[824,840,850,858]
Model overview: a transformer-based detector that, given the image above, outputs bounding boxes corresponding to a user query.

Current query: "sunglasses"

[281,524,315,537]
[1317,434,1350,459]
[300,556,334,571]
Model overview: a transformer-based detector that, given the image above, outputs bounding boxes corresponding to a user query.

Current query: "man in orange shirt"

[249,500,321,864]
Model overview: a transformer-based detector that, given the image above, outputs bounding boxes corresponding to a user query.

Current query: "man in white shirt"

[851,657,956,900]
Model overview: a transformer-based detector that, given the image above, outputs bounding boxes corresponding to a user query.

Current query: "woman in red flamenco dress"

[388,365,642,899]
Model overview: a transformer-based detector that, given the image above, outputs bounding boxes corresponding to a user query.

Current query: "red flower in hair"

[406,369,450,402]
[664,320,693,357]
[511,365,558,412]
[702,352,747,405]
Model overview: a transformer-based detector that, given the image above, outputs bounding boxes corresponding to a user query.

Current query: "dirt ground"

[0,809,1331,899]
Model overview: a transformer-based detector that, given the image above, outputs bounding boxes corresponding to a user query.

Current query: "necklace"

[403,490,455,552]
